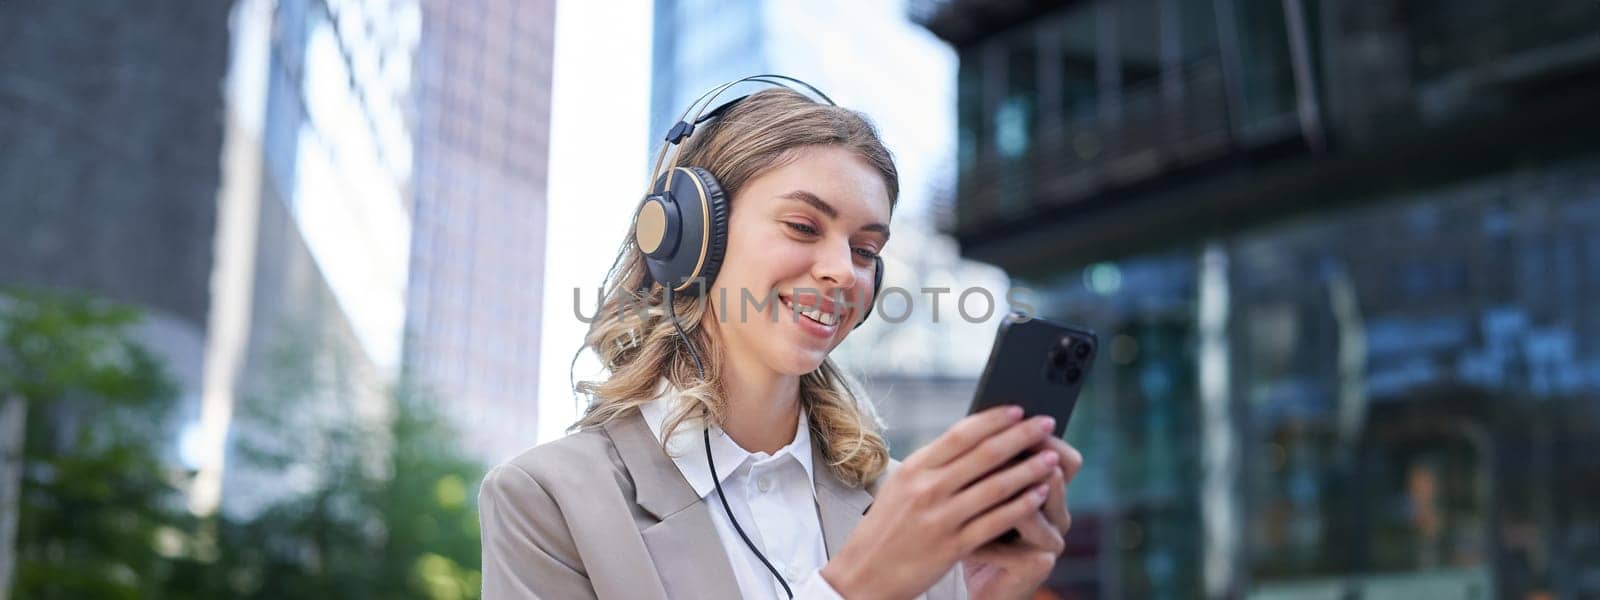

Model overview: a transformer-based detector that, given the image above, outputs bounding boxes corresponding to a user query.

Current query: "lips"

[780,293,843,328]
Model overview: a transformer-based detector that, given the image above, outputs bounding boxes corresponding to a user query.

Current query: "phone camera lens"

[1074,342,1091,359]
[1050,348,1070,368]
[1065,367,1083,383]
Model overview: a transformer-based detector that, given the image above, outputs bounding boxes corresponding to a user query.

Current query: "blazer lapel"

[605,410,743,599]
[810,442,876,560]
[639,501,743,599]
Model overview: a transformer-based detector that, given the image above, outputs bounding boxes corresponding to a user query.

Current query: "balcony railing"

[958,57,1258,231]
[942,0,1600,242]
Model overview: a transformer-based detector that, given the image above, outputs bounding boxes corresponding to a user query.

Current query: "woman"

[480,77,1082,599]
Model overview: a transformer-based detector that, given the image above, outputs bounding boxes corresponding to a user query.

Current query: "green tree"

[0,287,199,599]
[374,381,486,600]
[1,288,487,599]
[209,323,485,599]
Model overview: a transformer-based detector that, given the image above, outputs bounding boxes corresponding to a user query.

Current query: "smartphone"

[968,313,1097,435]
[967,313,1097,543]
[860,314,1098,526]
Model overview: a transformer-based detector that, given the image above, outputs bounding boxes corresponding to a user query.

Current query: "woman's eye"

[785,222,819,236]
[854,247,880,260]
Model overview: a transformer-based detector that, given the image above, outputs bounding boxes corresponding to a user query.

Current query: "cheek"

[835,271,878,338]
[715,226,764,287]
[712,236,789,317]
[725,236,808,286]
[852,264,878,304]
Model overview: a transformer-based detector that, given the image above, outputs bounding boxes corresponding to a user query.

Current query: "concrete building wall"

[0,0,231,327]
[0,0,235,483]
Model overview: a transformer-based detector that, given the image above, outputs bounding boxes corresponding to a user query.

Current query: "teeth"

[784,298,838,326]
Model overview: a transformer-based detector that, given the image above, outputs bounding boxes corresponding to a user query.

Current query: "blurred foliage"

[210,324,486,600]
[2,287,485,598]
[1,286,195,599]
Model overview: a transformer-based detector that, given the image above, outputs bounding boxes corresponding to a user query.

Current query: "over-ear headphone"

[632,74,883,328]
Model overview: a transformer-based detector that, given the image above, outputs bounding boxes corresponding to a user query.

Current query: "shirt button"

[756,477,771,493]
[783,565,801,581]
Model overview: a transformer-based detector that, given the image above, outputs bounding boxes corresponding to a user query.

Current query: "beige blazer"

[479,407,968,599]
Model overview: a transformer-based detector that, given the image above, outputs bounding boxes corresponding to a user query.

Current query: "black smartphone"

[967,313,1097,543]
[968,313,1097,434]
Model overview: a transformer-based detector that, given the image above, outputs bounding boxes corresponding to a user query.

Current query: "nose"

[812,240,858,292]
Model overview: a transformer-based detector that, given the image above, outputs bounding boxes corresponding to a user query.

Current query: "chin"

[767,348,830,376]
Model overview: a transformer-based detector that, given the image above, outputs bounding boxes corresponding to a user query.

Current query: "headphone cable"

[663,286,705,376]
[705,412,796,599]
[662,286,796,599]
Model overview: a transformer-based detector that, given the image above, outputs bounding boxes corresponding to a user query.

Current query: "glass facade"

[927,0,1600,596]
[1404,0,1595,82]
[952,0,1296,228]
[261,0,418,374]
[406,0,554,465]
[649,0,767,148]
[1025,157,1600,598]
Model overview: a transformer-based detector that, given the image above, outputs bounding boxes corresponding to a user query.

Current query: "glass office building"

[918,0,1600,597]
[406,0,555,466]
[649,0,768,146]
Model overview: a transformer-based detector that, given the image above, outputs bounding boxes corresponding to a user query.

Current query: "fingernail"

[1007,405,1024,420]
[1032,483,1050,503]
[1037,416,1055,432]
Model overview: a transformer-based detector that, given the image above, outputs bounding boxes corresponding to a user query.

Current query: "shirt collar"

[637,379,816,500]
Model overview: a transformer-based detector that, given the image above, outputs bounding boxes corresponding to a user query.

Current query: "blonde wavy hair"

[569,87,897,488]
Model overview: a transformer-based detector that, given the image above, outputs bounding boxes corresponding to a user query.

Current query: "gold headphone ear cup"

[642,168,718,293]
[635,199,669,254]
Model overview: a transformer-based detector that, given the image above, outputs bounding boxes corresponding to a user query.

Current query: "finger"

[940,414,1055,491]
[1041,467,1070,534]
[947,447,1057,520]
[1044,437,1084,482]
[969,541,1058,586]
[968,534,1039,564]
[1012,508,1065,555]
[957,477,1051,552]
[911,405,1024,468]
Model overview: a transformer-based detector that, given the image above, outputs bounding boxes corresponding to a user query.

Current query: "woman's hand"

[819,405,1062,600]
[961,435,1082,600]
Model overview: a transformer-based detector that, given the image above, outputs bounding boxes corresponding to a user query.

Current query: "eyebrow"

[779,190,891,238]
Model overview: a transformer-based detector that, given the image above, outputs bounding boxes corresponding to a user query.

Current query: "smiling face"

[706,144,893,376]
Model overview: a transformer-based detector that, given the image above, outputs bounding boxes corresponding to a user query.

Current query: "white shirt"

[639,386,848,600]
